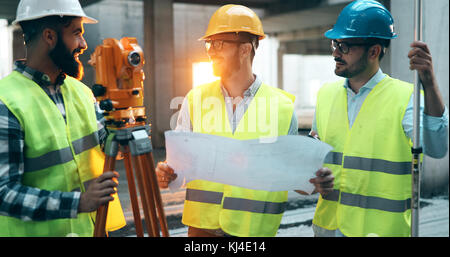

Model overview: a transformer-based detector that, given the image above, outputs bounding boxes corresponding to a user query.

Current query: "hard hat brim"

[198,31,266,41]
[324,28,398,40]
[12,14,98,25]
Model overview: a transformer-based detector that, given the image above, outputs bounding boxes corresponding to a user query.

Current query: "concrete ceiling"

[173,0,278,9]
[0,0,352,49]
[262,3,346,35]
[0,0,331,23]
[171,0,348,43]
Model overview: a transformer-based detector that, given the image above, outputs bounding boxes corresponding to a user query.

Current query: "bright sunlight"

[192,62,220,88]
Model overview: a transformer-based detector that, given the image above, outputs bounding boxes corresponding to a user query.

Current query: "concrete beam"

[262,3,345,34]
[173,0,273,8]
[284,39,331,55]
[273,25,332,42]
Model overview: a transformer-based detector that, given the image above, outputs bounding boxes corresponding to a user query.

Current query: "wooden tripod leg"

[135,154,160,237]
[131,155,156,236]
[122,146,144,237]
[93,155,116,237]
[144,152,170,237]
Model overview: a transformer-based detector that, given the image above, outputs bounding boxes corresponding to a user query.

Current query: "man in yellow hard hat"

[0,0,125,236]
[156,4,334,237]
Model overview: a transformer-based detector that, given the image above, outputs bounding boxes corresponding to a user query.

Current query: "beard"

[334,51,368,78]
[49,33,84,80]
[212,49,241,78]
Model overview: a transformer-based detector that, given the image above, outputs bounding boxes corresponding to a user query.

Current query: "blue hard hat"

[325,0,397,40]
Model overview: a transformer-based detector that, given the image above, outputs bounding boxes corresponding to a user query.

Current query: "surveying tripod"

[88,37,169,237]
[93,122,169,237]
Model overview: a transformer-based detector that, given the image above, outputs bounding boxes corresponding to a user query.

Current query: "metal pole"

[411,0,423,238]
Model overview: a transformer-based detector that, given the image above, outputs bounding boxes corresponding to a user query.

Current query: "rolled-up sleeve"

[403,93,449,159]
[422,107,449,158]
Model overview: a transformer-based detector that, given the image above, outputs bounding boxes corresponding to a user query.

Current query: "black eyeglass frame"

[331,39,374,54]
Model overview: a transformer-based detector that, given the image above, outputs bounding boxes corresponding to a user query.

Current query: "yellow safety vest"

[313,75,415,237]
[183,80,295,237]
[0,71,125,236]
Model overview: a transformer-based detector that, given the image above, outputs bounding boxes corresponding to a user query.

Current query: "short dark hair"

[19,16,76,46]
[363,38,391,60]
[236,32,259,62]
[250,35,259,62]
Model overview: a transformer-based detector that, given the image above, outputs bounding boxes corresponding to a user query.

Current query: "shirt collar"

[14,60,66,88]
[343,68,386,92]
[221,74,262,98]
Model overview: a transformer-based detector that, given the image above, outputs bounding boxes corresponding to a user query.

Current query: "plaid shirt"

[0,61,106,221]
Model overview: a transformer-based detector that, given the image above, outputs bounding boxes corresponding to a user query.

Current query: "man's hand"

[408,41,435,87]
[309,167,334,197]
[78,171,119,213]
[408,41,445,117]
[156,161,177,189]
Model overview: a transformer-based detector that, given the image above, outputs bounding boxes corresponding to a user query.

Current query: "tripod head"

[89,37,147,128]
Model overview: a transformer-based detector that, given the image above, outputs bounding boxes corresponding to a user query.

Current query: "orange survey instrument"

[89,37,146,126]
[89,37,169,237]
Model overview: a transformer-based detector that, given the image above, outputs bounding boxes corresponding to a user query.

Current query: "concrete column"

[391,0,449,196]
[277,42,286,89]
[143,0,175,148]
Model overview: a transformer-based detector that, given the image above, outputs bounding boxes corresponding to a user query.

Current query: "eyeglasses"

[331,40,371,54]
[205,39,247,51]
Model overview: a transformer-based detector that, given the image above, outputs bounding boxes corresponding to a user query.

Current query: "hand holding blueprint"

[164,131,333,194]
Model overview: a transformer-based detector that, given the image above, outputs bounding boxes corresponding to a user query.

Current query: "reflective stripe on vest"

[343,156,411,175]
[313,76,415,237]
[325,152,412,175]
[25,131,99,172]
[72,132,100,155]
[223,197,286,215]
[340,192,411,213]
[322,189,340,202]
[0,72,125,236]
[24,147,74,172]
[186,188,223,204]
[321,189,411,213]
[186,189,286,215]
[324,152,343,165]
[183,81,294,237]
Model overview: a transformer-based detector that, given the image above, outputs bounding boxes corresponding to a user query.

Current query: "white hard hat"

[12,0,98,25]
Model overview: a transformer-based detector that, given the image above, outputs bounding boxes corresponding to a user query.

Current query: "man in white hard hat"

[156,4,334,237]
[0,0,125,236]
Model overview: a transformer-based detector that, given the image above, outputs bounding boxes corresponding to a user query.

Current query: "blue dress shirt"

[312,69,449,158]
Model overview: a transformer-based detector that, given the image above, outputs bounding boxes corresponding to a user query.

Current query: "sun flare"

[192,62,220,88]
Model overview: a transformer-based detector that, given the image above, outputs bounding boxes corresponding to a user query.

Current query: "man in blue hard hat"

[310,0,448,237]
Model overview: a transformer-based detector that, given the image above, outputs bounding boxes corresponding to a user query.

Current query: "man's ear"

[42,28,58,49]
[368,44,382,60]
[239,43,252,60]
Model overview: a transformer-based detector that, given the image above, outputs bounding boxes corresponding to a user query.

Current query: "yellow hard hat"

[199,4,266,41]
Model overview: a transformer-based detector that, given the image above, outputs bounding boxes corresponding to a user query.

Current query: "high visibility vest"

[183,80,295,237]
[0,71,125,236]
[313,75,415,237]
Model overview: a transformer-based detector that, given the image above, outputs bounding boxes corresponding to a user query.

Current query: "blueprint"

[165,131,333,194]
